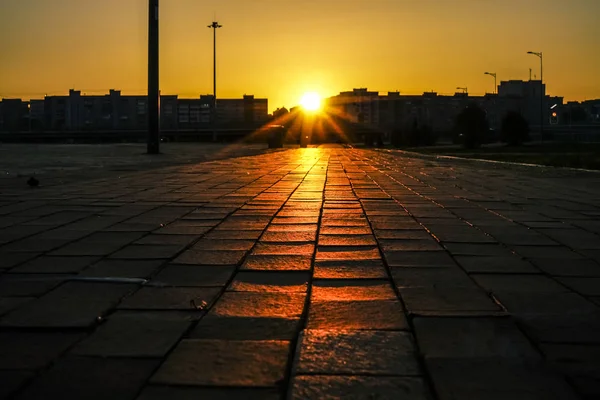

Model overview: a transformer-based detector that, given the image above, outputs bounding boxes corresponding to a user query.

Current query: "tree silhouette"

[501,111,530,146]
[273,107,289,119]
[454,103,489,148]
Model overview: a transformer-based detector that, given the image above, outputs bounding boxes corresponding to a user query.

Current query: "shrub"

[501,111,530,146]
[454,103,489,149]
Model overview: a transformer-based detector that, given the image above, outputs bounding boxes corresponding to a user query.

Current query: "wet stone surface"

[0,145,599,398]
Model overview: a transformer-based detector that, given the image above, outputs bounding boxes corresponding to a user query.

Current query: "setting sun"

[300,92,322,112]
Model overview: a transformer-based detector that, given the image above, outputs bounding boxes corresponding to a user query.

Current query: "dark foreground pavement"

[1,144,600,399]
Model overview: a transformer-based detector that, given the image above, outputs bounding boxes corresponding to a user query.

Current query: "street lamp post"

[484,72,497,94]
[527,51,543,142]
[208,21,222,142]
[147,0,160,154]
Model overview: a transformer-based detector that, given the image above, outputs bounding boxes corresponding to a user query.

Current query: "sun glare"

[300,92,322,112]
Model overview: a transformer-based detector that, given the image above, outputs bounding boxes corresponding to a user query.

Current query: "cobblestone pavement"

[1,144,600,399]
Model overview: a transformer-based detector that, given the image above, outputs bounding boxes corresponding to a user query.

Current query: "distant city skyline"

[1,0,600,112]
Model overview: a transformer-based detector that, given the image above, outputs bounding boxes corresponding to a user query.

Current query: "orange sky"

[1,0,599,112]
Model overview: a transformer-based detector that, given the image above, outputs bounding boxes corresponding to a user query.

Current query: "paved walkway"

[1,145,600,399]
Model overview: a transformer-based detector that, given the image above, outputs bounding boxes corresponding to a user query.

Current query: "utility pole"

[484,72,497,94]
[208,21,222,142]
[527,51,544,143]
[147,0,160,154]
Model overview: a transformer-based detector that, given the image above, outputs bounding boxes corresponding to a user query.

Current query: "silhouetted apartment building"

[497,80,563,130]
[327,83,567,136]
[218,95,269,126]
[329,89,523,134]
[0,89,269,132]
[328,88,380,126]
[0,99,29,132]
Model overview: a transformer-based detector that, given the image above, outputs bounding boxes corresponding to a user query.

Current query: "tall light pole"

[484,72,497,94]
[527,51,543,142]
[147,0,160,154]
[208,21,222,142]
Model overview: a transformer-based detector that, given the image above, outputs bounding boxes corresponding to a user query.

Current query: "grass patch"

[403,143,600,170]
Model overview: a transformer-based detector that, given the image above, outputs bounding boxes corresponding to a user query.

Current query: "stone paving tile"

[137,386,280,400]
[151,339,290,387]
[0,252,40,270]
[203,229,264,240]
[72,311,193,357]
[311,280,397,301]
[0,332,83,370]
[265,223,318,233]
[454,255,539,273]
[228,271,310,292]
[79,259,164,278]
[0,274,63,296]
[313,259,388,279]
[1,282,137,328]
[442,242,515,256]
[191,239,256,251]
[556,277,600,296]
[385,250,457,267]
[0,370,34,400]
[414,317,540,359]
[109,244,184,260]
[261,231,316,243]
[538,229,600,250]
[155,223,213,235]
[401,287,501,314]
[425,359,579,400]
[380,239,444,252]
[373,229,433,240]
[290,375,432,400]
[15,357,159,400]
[118,287,221,311]
[0,297,34,316]
[134,234,197,246]
[528,257,600,277]
[241,254,312,271]
[316,246,381,261]
[173,249,247,265]
[392,268,476,288]
[10,255,100,273]
[209,292,306,318]
[307,300,408,330]
[191,315,301,340]
[294,330,420,375]
[472,274,569,294]
[252,243,314,256]
[319,226,372,235]
[318,234,376,246]
[152,264,234,286]
[512,245,583,259]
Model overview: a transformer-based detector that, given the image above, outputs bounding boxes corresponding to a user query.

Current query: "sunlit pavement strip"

[0,144,599,399]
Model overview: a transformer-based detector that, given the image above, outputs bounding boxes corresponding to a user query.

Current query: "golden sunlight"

[300,92,322,112]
